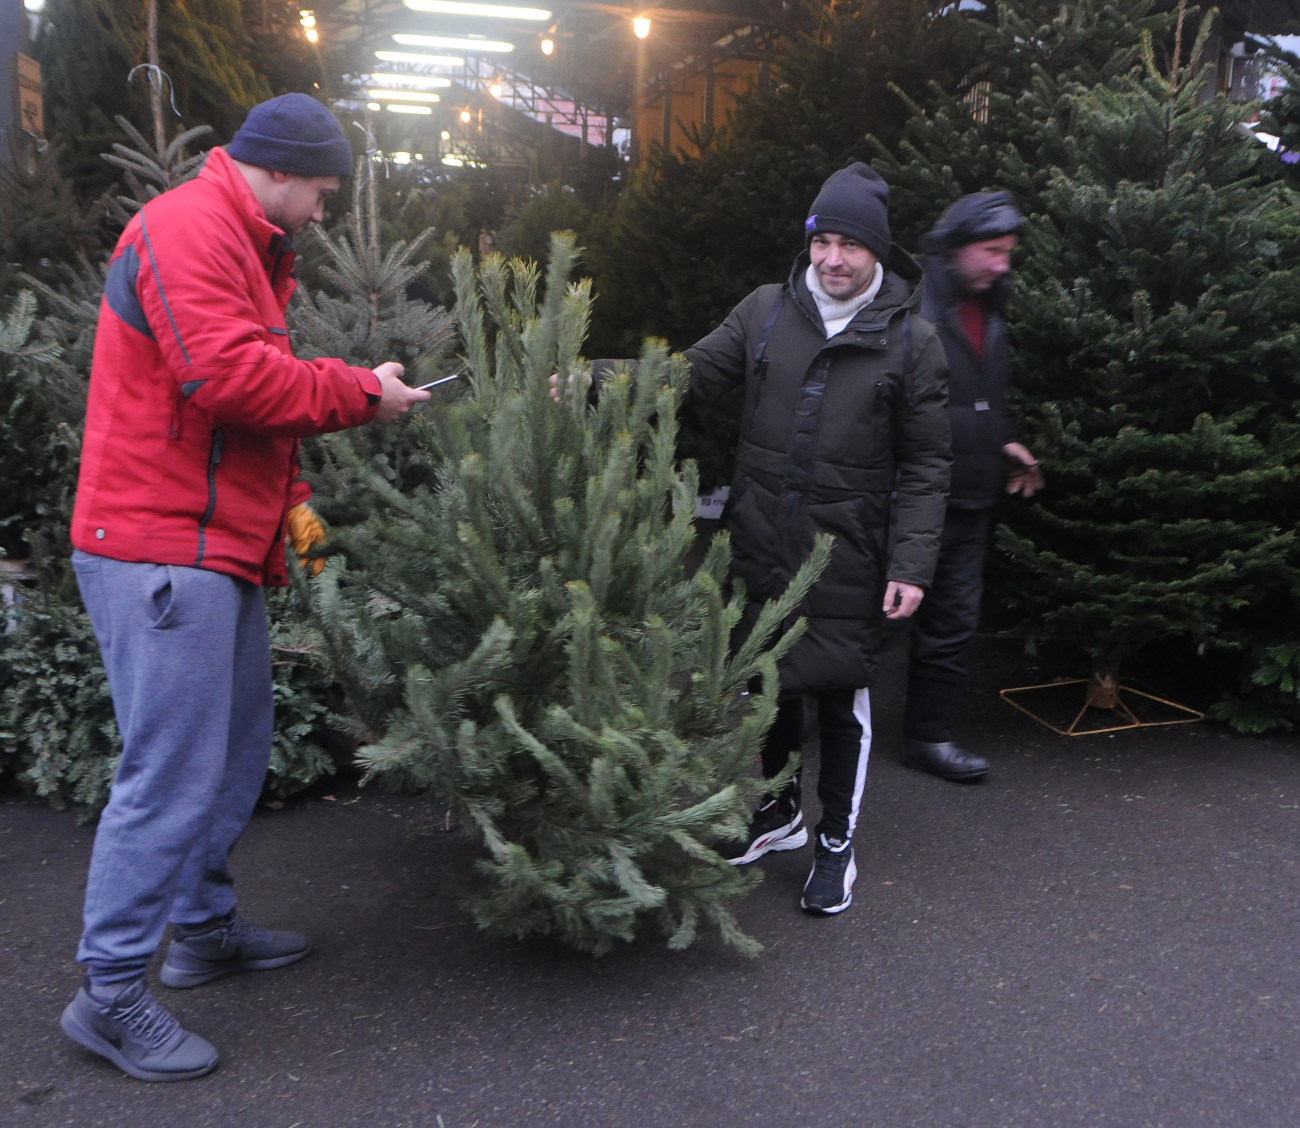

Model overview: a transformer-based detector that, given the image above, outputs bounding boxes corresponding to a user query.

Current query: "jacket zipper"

[195,428,224,565]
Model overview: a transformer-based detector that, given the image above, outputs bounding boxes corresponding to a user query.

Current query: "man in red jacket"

[59,93,430,1082]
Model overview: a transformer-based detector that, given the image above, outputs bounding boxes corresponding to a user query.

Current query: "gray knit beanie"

[227,93,352,178]
[804,162,892,259]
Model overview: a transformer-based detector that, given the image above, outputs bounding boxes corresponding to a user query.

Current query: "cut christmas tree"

[309,234,830,954]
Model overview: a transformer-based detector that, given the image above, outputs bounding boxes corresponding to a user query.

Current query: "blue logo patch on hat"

[805,215,817,231]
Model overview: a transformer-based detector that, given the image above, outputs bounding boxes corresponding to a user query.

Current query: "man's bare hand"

[1003,442,1045,497]
[372,361,431,424]
[548,369,591,403]
[883,581,924,620]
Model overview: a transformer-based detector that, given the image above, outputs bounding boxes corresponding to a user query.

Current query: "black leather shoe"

[900,738,988,781]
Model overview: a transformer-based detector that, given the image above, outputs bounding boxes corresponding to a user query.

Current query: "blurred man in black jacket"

[901,192,1044,782]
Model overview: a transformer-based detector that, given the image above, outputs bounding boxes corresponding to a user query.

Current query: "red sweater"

[72,148,380,585]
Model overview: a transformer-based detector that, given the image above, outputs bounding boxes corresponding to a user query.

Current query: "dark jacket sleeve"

[683,285,780,405]
[888,317,952,588]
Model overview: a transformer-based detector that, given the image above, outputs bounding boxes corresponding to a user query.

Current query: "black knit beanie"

[804,162,891,259]
[227,93,352,178]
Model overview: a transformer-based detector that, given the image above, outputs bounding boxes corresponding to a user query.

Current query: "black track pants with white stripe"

[760,688,872,841]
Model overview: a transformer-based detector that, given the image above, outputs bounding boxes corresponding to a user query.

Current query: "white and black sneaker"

[715,795,809,865]
[800,834,856,914]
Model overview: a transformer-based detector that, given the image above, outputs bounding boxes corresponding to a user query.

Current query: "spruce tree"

[494,181,594,266]
[33,0,270,198]
[0,291,79,560]
[291,153,457,528]
[308,235,830,955]
[0,290,116,807]
[0,136,105,300]
[877,1,1300,727]
[874,0,1177,245]
[239,0,332,99]
[100,116,213,222]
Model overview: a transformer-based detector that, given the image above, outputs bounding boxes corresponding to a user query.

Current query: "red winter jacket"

[71,147,381,586]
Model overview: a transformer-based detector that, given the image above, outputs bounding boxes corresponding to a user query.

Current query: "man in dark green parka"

[697,163,951,914]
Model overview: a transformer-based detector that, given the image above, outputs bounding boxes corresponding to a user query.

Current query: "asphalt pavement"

[4,628,1300,1128]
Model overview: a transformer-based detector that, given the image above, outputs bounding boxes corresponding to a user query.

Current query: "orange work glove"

[286,502,327,576]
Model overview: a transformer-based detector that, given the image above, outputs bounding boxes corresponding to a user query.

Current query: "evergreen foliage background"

[292,154,457,530]
[31,0,273,198]
[4,0,1299,822]
[0,137,106,299]
[876,0,1300,726]
[585,0,966,359]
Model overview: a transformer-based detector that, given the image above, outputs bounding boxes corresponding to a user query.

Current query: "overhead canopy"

[318,0,1300,149]
[325,0,797,118]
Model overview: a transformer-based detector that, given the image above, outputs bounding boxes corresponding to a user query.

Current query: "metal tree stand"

[999,673,1205,737]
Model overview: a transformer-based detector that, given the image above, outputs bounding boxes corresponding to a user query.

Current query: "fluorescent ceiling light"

[387,104,434,114]
[376,49,466,66]
[405,0,551,18]
[394,32,514,52]
[369,72,453,88]
[370,89,442,102]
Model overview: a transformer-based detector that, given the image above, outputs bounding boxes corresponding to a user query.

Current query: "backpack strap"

[901,310,913,382]
[751,289,785,377]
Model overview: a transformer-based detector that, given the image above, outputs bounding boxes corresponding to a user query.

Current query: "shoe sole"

[724,825,809,866]
[160,944,312,990]
[800,856,858,915]
[60,1005,218,1082]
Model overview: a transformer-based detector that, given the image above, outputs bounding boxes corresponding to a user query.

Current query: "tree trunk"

[146,0,164,158]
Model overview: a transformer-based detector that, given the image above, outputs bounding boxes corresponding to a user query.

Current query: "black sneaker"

[715,796,809,865]
[160,914,311,989]
[61,978,218,1082]
[800,834,857,914]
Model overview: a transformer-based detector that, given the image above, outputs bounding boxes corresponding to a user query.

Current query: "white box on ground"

[694,486,730,521]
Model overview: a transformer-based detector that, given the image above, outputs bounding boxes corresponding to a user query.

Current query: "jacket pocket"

[147,566,180,631]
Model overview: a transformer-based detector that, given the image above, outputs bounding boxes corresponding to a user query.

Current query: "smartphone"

[415,372,462,391]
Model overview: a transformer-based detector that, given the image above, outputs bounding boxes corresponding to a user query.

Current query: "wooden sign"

[15,53,42,138]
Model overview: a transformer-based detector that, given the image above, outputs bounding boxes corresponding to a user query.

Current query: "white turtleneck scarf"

[804,261,884,338]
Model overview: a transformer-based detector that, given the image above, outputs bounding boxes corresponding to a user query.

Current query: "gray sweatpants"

[72,551,273,987]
